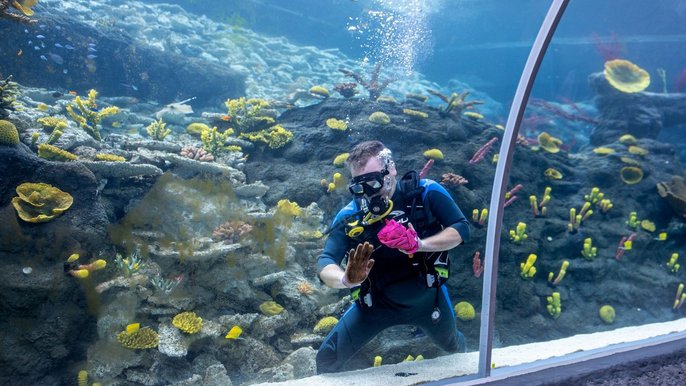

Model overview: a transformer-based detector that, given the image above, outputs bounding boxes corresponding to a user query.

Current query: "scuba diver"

[316,140,471,373]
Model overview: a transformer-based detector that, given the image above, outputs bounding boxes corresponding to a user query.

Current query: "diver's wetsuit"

[316,179,471,374]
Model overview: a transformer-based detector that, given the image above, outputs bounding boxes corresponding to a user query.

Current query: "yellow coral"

[259,300,284,316]
[538,132,563,153]
[309,85,330,98]
[77,370,88,386]
[368,111,390,125]
[65,89,120,141]
[12,182,73,223]
[618,134,638,145]
[402,108,428,119]
[36,116,68,130]
[0,119,19,146]
[326,118,347,131]
[186,122,211,136]
[454,301,475,321]
[599,305,615,324]
[620,166,643,184]
[604,59,650,93]
[313,316,339,334]
[640,219,655,232]
[628,145,648,156]
[620,156,640,165]
[423,148,444,161]
[95,153,126,162]
[276,199,301,217]
[146,118,172,141]
[463,111,484,120]
[544,168,563,180]
[172,311,203,334]
[239,125,293,149]
[333,153,349,167]
[117,326,159,349]
[592,147,615,155]
[37,143,78,161]
[11,0,38,16]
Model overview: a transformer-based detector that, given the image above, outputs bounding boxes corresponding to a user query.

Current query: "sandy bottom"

[255,318,686,386]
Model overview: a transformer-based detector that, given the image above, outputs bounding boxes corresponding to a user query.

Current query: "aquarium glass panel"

[493,0,686,370]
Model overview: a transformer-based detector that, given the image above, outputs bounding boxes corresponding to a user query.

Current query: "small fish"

[127,128,139,135]
[88,43,97,47]
[225,325,243,339]
[68,91,77,96]
[36,103,50,111]
[28,40,32,44]
[126,323,140,334]
[64,44,75,50]
[47,53,64,65]
[220,115,231,121]
[88,47,97,53]
[86,54,98,60]
[54,43,63,48]
[24,29,29,33]
[33,46,40,50]
[36,34,45,39]
[63,69,68,74]
[17,49,22,56]
[40,55,47,61]
[120,83,138,91]
[67,253,80,262]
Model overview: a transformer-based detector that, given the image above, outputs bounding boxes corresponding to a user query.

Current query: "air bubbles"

[22,267,33,274]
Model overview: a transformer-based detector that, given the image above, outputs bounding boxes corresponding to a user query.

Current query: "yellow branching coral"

[37,116,68,130]
[276,199,301,217]
[620,166,643,184]
[117,326,159,349]
[224,97,274,132]
[520,253,537,279]
[37,143,77,161]
[239,125,293,149]
[666,253,680,273]
[95,153,125,162]
[537,132,563,153]
[333,152,349,167]
[0,119,19,146]
[172,311,203,334]
[423,148,444,161]
[65,89,119,141]
[509,222,527,243]
[146,118,172,141]
[326,118,347,131]
[604,59,650,93]
[313,316,339,334]
[581,238,597,260]
[547,292,561,319]
[201,126,235,155]
[12,182,73,223]
[548,260,570,285]
[259,300,284,316]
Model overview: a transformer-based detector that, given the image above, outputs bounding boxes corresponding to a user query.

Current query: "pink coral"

[212,220,253,244]
[180,146,214,162]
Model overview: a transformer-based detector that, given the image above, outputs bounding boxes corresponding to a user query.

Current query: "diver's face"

[350,156,397,198]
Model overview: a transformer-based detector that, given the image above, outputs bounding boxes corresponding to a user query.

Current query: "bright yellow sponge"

[172,311,203,334]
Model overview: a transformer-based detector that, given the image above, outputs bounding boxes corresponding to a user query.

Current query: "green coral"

[37,143,77,161]
[599,305,615,324]
[546,292,562,319]
[259,300,284,316]
[224,97,274,133]
[172,311,203,334]
[454,301,475,321]
[313,316,338,334]
[146,118,171,141]
[117,327,159,349]
[239,125,293,149]
[0,119,19,146]
[201,126,235,155]
[65,89,120,141]
[0,75,21,119]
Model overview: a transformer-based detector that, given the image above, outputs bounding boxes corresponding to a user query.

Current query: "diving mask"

[348,169,389,197]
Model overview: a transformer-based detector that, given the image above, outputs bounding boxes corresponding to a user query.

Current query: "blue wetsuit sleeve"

[425,184,471,243]
[317,205,355,273]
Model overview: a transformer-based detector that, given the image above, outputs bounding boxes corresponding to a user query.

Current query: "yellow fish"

[67,253,80,262]
[225,325,243,339]
[111,121,122,128]
[126,323,140,334]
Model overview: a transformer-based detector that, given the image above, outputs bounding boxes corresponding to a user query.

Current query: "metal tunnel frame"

[477,0,570,378]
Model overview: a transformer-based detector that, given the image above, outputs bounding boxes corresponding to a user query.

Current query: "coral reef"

[239,125,293,149]
[224,97,275,133]
[368,111,390,125]
[0,75,20,118]
[0,119,19,145]
[180,145,214,162]
[172,311,203,334]
[116,326,159,349]
[212,220,253,244]
[146,118,171,141]
[11,182,74,223]
[65,89,120,141]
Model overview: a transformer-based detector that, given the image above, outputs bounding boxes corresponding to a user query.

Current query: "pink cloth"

[377,219,419,254]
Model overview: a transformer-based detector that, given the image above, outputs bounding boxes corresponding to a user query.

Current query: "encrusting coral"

[65,89,120,141]
[313,316,338,334]
[117,326,159,349]
[37,143,78,161]
[454,301,475,321]
[604,59,650,93]
[12,182,73,223]
[172,311,203,334]
[259,300,284,316]
[368,111,390,125]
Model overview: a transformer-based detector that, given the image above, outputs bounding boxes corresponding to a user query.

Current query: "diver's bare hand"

[343,242,375,287]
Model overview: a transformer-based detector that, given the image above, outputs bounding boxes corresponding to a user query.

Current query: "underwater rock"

[203,363,234,386]
[158,323,189,358]
[0,11,245,106]
[589,72,686,145]
[80,160,163,179]
[234,181,270,199]
[282,347,317,379]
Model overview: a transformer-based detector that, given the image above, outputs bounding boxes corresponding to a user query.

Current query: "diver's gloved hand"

[377,219,419,254]
[342,242,375,288]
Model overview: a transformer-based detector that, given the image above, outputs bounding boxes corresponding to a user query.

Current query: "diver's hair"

[347,140,392,171]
